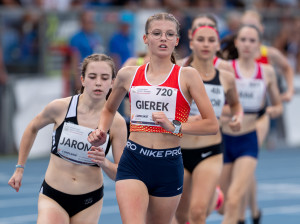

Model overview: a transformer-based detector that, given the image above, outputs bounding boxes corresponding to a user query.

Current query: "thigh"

[71,199,103,224]
[116,179,149,224]
[228,157,257,200]
[147,194,181,224]
[175,169,192,218]
[190,154,223,210]
[37,194,69,224]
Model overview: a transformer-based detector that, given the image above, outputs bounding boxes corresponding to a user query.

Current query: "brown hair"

[145,12,180,64]
[80,54,116,94]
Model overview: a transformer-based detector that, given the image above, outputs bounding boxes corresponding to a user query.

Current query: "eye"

[152,31,161,36]
[166,32,176,37]
[196,37,204,42]
[209,37,216,42]
[240,37,246,42]
[250,38,256,43]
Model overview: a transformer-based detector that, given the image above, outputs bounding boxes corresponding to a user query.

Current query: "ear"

[111,78,115,87]
[143,34,148,45]
[80,75,84,86]
[189,40,194,51]
[175,37,179,46]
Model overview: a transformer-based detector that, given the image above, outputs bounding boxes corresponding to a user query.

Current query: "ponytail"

[220,34,238,60]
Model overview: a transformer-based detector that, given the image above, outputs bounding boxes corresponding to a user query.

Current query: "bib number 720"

[156,87,173,96]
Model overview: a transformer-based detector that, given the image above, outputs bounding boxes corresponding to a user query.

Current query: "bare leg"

[116,179,149,224]
[175,169,192,224]
[189,154,223,224]
[222,156,257,224]
[147,194,182,224]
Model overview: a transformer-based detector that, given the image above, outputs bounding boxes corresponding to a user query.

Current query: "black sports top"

[51,95,111,166]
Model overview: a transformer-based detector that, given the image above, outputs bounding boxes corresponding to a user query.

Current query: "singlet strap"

[66,95,79,118]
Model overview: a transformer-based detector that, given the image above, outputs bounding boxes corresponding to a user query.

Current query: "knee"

[175,210,188,224]
[225,194,240,212]
[189,205,206,223]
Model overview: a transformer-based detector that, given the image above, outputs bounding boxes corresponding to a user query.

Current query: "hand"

[228,114,242,132]
[266,106,279,119]
[88,129,107,147]
[280,89,293,102]
[152,112,174,132]
[8,170,24,192]
[88,146,107,167]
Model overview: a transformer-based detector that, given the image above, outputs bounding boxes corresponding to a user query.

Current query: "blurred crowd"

[1,0,300,154]
[0,0,299,10]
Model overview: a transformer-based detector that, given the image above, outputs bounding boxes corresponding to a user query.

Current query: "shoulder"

[266,46,284,60]
[219,69,235,84]
[217,59,234,73]
[117,65,139,81]
[42,97,71,118]
[122,57,138,67]
[180,66,199,76]
[261,63,276,81]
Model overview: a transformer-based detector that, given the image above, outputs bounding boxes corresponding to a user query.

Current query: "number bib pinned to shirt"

[236,79,265,112]
[190,84,225,118]
[130,86,178,126]
[57,122,109,166]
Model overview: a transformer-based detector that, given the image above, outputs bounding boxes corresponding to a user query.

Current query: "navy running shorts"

[222,131,259,163]
[116,140,184,197]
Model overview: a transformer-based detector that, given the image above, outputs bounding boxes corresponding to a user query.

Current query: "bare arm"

[181,67,219,135]
[88,67,134,146]
[268,46,294,102]
[8,99,67,192]
[264,64,283,118]
[221,70,243,132]
[101,113,127,180]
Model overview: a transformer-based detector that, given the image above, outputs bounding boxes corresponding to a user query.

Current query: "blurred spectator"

[220,10,242,39]
[0,44,15,154]
[19,11,40,69]
[69,9,104,93]
[108,11,134,70]
[0,0,21,7]
[166,4,191,59]
[0,46,8,148]
[274,16,300,73]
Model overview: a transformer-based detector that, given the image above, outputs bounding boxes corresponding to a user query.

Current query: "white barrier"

[283,75,300,147]
[13,76,63,158]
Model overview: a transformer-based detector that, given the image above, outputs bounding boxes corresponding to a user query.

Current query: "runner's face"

[81,61,113,99]
[190,27,220,60]
[235,27,260,59]
[144,20,179,58]
[189,17,216,39]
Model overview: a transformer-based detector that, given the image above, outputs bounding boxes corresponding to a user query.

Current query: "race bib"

[57,122,108,166]
[130,86,178,126]
[236,79,265,112]
[190,84,225,118]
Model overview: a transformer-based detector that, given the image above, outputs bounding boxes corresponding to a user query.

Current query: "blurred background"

[1,0,299,157]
